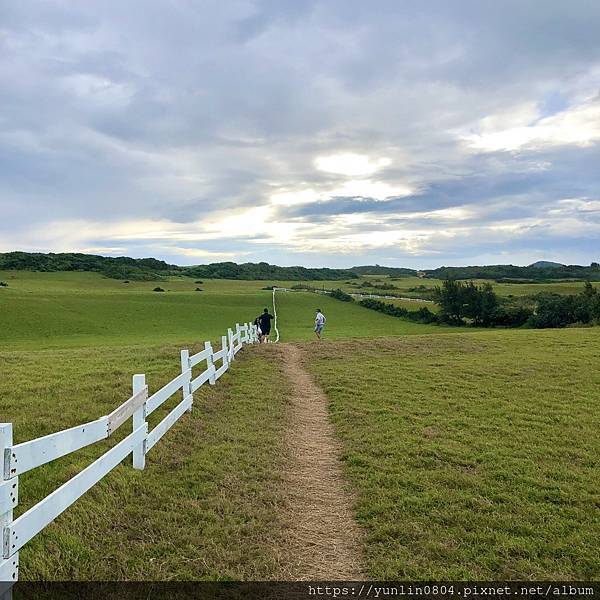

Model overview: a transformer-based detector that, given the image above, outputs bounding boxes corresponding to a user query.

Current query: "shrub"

[153,287,165,292]
[0,281,7,287]
[489,305,533,327]
[359,298,438,324]
[330,288,354,302]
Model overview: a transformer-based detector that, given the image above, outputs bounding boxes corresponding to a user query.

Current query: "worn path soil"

[277,343,365,580]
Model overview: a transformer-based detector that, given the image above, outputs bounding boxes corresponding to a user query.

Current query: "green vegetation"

[0,272,266,349]
[426,262,600,281]
[3,343,290,580]
[529,282,600,328]
[0,271,446,349]
[329,288,353,302]
[3,267,599,581]
[433,280,498,325]
[0,251,358,281]
[306,330,600,579]
[360,298,438,324]
[186,261,357,281]
[360,280,600,330]
[0,251,179,281]
[274,290,442,341]
[351,265,416,277]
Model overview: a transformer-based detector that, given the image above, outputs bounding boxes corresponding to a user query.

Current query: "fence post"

[221,335,229,370]
[205,341,216,385]
[227,328,234,361]
[181,349,193,412]
[132,374,147,470]
[235,323,241,352]
[0,423,18,587]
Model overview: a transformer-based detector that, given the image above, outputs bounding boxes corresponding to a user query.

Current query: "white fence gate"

[0,321,259,584]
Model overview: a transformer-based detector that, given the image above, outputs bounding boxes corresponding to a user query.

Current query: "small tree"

[433,279,464,323]
[434,279,499,325]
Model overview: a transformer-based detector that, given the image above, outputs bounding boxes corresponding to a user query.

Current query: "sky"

[1,0,599,269]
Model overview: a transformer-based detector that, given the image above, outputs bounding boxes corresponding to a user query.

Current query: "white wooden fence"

[0,321,259,584]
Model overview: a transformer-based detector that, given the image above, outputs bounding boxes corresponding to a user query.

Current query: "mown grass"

[333,275,600,299]
[0,271,447,348]
[304,328,600,579]
[274,291,443,341]
[1,343,290,580]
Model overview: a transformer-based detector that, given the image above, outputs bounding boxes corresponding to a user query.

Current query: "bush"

[0,281,7,287]
[489,305,533,327]
[359,298,438,324]
[195,287,203,291]
[407,306,438,324]
[153,287,165,292]
[526,283,600,328]
[330,288,354,302]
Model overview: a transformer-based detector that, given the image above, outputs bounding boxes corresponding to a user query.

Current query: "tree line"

[330,280,600,329]
[0,252,357,281]
[425,263,600,281]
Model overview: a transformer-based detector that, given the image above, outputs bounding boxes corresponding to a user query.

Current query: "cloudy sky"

[1,0,599,268]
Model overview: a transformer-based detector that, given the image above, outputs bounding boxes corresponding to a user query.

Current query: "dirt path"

[277,343,365,580]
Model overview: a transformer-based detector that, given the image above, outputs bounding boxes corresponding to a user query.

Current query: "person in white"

[314,308,326,339]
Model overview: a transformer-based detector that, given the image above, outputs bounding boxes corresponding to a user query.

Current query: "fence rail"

[0,320,259,584]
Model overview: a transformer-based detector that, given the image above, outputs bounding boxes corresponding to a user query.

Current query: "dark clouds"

[0,0,598,266]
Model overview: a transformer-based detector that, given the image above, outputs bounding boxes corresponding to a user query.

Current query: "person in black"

[258,307,274,343]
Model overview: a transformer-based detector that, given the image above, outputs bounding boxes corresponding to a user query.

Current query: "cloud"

[0,0,599,267]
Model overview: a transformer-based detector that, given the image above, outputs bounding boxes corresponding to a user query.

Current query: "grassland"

[2,342,290,580]
[2,269,599,581]
[335,275,600,299]
[0,271,447,348]
[274,290,441,341]
[305,329,600,579]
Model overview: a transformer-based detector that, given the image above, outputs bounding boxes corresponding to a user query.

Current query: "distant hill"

[351,265,417,277]
[0,252,357,281]
[425,263,600,281]
[528,261,565,269]
[2,252,598,282]
[0,252,181,280]
[186,261,357,281]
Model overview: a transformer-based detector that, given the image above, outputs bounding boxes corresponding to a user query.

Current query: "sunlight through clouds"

[314,153,392,177]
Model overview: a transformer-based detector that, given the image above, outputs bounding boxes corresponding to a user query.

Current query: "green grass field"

[0,271,446,348]
[332,275,600,300]
[2,270,599,580]
[306,329,600,579]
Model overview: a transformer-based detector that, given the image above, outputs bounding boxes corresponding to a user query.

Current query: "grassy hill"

[0,252,357,281]
[0,271,443,349]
